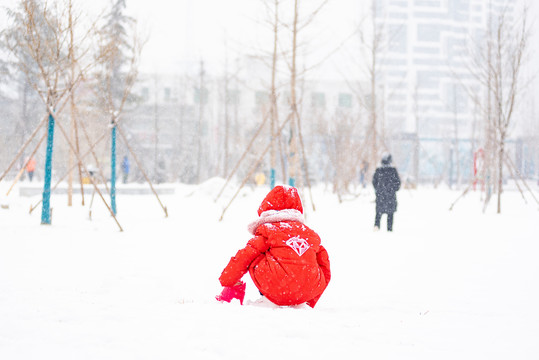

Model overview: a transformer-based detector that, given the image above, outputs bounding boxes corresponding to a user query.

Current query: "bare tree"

[283,0,327,198]
[195,60,206,183]
[325,109,364,201]
[266,0,282,188]
[94,0,143,211]
[3,0,114,226]
[65,0,106,206]
[351,0,394,178]
[467,2,531,213]
[3,0,74,223]
[362,0,383,173]
[332,0,405,196]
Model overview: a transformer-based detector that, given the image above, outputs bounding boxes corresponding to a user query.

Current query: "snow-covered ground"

[0,179,538,359]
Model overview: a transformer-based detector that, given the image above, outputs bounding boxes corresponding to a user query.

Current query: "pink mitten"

[216,281,246,305]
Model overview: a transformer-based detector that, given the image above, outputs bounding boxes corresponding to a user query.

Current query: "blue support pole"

[110,125,117,215]
[270,168,276,189]
[288,177,295,187]
[41,112,55,224]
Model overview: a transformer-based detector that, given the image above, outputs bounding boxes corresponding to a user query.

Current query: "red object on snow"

[216,281,246,305]
[219,185,331,308]
[473,148,485,191]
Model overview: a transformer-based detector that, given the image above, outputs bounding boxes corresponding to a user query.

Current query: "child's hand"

[216,281,246,305]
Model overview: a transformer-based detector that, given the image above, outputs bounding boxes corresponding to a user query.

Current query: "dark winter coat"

[372,165,401,214]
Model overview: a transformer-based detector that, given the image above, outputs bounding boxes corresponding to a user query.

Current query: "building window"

[141,87,149,102]
[338,93,352,108]
[417,24,441,42]
[389,12,408,19]
[311,92,326,108]
[255,91,269,107]
[390,1,407,7]
[449,0,469,21]
[194,87,208,104]
[414,46,439,54]
[389,25,407,53]
[374,1,384,17]
[414,58,443,66]
[445,83,468,113]
[415,0,441,7]
[417,71,440,89]
[227,90,240,105]
[383,58,408,66]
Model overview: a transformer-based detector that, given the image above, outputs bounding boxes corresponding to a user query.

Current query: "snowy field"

[0,179,538,359]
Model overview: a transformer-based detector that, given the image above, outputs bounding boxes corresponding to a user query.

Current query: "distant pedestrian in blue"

[359,159,368,188]
[372,153,401,232]
[121,155,130,184]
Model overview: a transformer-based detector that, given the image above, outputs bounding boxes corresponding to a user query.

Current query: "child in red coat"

[217,185,331,307]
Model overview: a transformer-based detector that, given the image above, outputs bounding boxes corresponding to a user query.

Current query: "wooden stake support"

[5,132,47,196]
[116,122,168,217]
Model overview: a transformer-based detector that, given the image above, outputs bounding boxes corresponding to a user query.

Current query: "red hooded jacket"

[219,186,331,307]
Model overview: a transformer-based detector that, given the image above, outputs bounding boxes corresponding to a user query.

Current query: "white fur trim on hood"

[247,209,305,235]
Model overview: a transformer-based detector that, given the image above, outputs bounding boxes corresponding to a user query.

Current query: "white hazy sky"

[92,0,539,74]
[110,0,361,76]
[1,0,538,83]
[0,0,361,76]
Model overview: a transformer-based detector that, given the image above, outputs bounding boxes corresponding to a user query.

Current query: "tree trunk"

[288,0,299,187]
[496,136,504,213]
[269,0,279,189]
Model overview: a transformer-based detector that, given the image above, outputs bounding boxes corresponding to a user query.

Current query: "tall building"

[378,0,513,138]
[369,0,518,183]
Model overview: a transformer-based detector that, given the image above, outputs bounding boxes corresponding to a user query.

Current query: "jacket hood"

[257,185,303,216]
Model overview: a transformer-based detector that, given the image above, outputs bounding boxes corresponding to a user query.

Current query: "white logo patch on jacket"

[285,236,310,257]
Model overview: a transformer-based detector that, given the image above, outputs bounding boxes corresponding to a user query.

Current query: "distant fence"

[392,134,538,186]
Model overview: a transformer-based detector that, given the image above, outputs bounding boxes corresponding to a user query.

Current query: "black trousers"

[375,212,394,231]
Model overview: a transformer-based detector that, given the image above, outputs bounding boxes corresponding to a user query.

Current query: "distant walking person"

[25,157,37,182]
[121,156,130,184]
[372,153,401,232]
[359,160,369,188]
